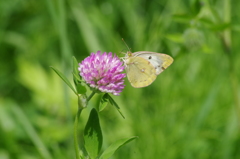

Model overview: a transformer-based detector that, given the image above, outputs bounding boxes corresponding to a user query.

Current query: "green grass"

[1,0,240,158]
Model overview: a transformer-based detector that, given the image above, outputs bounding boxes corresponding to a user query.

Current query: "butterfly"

[123,51,174,88]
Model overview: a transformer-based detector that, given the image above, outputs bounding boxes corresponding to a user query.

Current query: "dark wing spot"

[161,66,166,70]
[148,56,152,59]
[155,65,161,70]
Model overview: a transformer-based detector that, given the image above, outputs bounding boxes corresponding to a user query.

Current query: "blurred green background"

[1,0,240,158]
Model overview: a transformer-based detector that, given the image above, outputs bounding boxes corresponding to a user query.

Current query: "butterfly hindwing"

[125,56,156,88]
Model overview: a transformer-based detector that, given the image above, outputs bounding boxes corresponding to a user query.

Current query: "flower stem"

[74,91,96,159]
[74,107,83,159]
[87,91,96,102]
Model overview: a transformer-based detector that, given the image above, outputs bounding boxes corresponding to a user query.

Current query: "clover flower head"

[79,51,126,96]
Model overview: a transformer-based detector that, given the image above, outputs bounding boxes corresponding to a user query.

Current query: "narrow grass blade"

[10,102,53,159]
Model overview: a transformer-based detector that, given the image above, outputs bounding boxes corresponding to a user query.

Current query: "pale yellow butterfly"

[123,51,174,88]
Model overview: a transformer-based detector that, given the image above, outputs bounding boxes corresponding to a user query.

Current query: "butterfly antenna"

[122,38,131,52]
[120,49,126,55]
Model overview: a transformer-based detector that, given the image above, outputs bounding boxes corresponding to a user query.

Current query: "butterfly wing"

[133,51,174,75]
[125,56,157,88]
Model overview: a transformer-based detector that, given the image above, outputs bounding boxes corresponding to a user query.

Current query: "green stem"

[74,91,96,159]
[87,91,96,102]
[222,0,240,127]
[74,108,83,159]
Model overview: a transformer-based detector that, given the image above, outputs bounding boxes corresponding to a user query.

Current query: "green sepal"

[99,136,138,159]
[73,71,82,83]
[99,94,109,112]
[72,56,87,94]
[84,108,103,159]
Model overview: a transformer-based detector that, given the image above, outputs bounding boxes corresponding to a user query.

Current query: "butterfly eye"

[148,56,152,59]
[127,51,132,57]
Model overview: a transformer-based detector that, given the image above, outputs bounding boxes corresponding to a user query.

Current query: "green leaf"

[233,24,240,32]
[165,33,184,43]
[106,94,125,119]
[198,18,214,27]
[172,14,193,23]
[72,56,79,76]
[84,108,103,159]
[76,83,87,94]
[50,66,77,95]
[99,136,138,159]
[99,93,109,111]
[209,22,231,31]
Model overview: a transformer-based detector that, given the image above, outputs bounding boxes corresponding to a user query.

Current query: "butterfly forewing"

[126,56,156,88]
[133,51,174,75]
